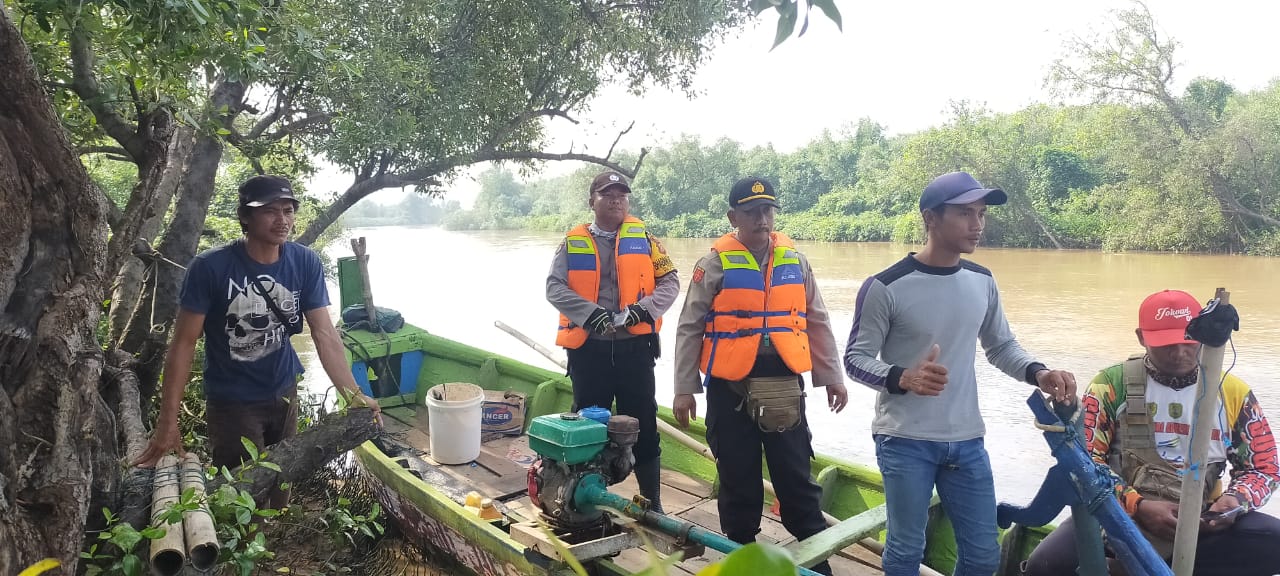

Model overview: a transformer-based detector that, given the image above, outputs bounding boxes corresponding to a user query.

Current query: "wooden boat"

[336,264,1050,576]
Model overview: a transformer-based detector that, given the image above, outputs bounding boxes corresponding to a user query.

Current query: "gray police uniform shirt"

[546,224,680,342]
[844,255,1043,442]
[674,239,843,395]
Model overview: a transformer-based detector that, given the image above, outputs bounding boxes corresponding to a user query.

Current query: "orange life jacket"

[555,217,660,349]
[699,232,811,383]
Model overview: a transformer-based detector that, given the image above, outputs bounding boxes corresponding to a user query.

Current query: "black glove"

[584,308,615,335]
[1186,301,1239,347]
[624,303,653,328]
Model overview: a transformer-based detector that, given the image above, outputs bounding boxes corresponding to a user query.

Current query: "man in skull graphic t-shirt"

[181,240,326,402]
[133,175,380,510]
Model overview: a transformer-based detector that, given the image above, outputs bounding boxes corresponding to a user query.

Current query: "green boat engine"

[527,412,640,528]
[525,413,826,576]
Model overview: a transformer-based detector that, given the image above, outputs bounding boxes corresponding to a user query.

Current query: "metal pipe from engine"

[573,474,826,576]
[148,454,186,575]
[180,454,219,571]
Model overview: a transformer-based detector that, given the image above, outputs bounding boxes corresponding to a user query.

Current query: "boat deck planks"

[378,404,888,574]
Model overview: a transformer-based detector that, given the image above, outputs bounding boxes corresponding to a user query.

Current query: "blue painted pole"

[997,391,1172,576]
[574,474,825,576]
[1053,401,1109,576]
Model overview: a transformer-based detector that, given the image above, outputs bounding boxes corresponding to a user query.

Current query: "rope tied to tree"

[130,239,187,335]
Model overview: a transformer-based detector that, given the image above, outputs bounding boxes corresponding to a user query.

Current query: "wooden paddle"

[493,321,943,576]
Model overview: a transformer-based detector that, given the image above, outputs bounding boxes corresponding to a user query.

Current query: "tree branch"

[605,120,635,160]
[259,112,331,142]
[68,25,143,162]
[473,148,645,178]
[78,145,131,157]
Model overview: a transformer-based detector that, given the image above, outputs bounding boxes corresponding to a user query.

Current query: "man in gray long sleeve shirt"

[844,171,1077,576]
[545,170,678,512]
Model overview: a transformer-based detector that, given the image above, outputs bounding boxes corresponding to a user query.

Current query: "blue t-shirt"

[180,241,329,402]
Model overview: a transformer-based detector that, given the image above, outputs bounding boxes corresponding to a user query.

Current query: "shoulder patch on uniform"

[648,234,668,255]
[692,266,705,284]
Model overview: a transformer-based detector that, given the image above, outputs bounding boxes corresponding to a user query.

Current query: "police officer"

[546,170,679,513]
[673,177,848,576]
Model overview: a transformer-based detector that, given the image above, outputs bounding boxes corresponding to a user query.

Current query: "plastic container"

[578,406,611,425]
[424,383,484,464]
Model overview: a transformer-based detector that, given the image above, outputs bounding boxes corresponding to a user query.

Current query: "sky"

[306,0,1280,207]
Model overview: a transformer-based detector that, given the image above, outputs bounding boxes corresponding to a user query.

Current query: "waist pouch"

[729,375,804,433]
[1119,459,1223,560]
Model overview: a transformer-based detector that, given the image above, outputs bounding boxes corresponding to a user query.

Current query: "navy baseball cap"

[728,177,780,211]
[918,171,1007,211]
[238,175,298,208]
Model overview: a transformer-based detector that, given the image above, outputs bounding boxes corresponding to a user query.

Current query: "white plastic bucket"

[424,382,484,465]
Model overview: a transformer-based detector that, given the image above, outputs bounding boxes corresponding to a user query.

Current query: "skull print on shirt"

[224,273,301,362]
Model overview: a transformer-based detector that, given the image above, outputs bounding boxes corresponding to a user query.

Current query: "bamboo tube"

[494,320,943,576]
[149,454,186,575]
[180,454,219,571]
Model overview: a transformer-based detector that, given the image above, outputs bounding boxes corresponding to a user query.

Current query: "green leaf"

[189,0,211,23]
[748,0,780,15]
[771,2,799,50]
[255,508,282,517]
[140,526,166,540]
[122,554,143,576]
[259,461,281,472]
[111,525,143,553]
[809,0,843,31]
[236,507,252,525]
[241,437,259,461]
[217,128,232,136]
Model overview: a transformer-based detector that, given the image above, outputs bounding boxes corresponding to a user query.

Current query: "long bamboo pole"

[493,320,943,576]
[1172,288,1231,576]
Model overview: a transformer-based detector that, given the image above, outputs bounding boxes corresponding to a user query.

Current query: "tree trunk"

[0,9,109,574]
[108,126,195,345]
[119,81,245,400]
[103,111,176,281]
[98,350,154,534]
[207,408,381,503]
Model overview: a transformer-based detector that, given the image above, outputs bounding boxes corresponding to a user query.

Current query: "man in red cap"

[1025,289,1280,576]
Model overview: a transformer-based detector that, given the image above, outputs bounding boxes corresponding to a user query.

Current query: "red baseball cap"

[1138,290,1201,347]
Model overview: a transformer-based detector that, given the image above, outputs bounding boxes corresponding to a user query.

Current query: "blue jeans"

[875,435,999,576]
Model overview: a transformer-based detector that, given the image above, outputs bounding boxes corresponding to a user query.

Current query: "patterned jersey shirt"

[1081,363,1279,513]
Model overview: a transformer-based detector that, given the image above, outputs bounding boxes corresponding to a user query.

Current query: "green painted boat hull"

[341,323,1051,576]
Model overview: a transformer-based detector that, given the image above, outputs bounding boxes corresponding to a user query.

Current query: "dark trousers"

[1024,511,1280,576]
[566,337,660,463]
[705,374,827,547]
[206,390,299,509]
